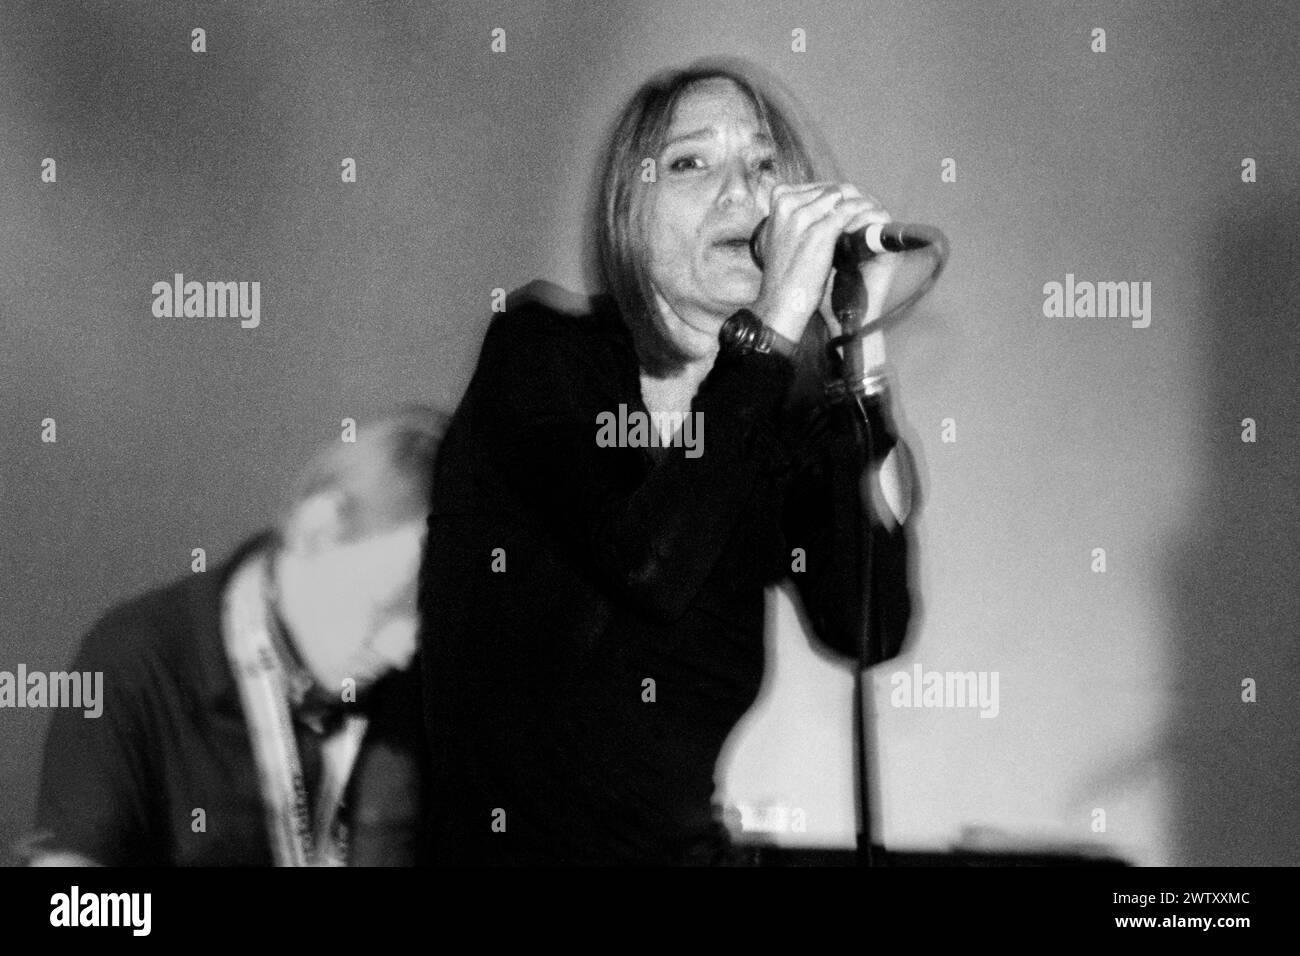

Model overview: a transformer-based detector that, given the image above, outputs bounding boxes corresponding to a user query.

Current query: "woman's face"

[640,78,782,360]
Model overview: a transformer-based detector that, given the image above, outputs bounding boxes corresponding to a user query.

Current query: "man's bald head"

[277,404,448,551]
[271,404,449,691]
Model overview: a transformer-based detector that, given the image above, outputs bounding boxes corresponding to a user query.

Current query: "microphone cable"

[825,229,950,362]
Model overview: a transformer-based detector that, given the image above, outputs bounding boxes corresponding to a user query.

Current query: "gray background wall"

[2,0,1297,865]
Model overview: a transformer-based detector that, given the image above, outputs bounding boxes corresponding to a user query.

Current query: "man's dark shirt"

[419,291,913,865]
[23,534,429,866]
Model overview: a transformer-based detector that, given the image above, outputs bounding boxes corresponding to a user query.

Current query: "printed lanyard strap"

[221,549,369,866]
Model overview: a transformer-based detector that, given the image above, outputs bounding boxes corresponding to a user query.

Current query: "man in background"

[19,405,446,866]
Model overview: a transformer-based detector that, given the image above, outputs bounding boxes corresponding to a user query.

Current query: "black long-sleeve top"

[418,286,913,864]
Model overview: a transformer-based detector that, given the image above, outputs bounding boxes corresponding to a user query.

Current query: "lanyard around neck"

[221,548,369,866]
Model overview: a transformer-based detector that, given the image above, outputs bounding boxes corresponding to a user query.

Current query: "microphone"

[834,222,945,262]
[748,216,945,268]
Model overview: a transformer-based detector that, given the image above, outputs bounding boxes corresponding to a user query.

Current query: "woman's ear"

[283,489,348,556]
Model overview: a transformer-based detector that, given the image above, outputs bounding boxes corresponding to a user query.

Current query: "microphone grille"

[748,216,769,268]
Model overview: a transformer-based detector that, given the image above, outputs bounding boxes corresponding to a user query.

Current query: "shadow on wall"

[1160,192,1300,865]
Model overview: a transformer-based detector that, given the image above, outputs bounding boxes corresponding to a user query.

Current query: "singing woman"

[419,58,915,865]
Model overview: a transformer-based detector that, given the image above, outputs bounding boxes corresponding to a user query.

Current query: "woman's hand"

[750,182,894,342]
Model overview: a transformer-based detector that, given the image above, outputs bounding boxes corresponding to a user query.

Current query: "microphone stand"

[751,216,942,867]
[828,259,886,868]
[825,227,946,868]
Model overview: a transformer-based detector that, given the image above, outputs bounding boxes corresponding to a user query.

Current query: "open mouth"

[714,236,753,254]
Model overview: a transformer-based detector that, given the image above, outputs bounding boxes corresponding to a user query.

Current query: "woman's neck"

[639,354,714,417]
